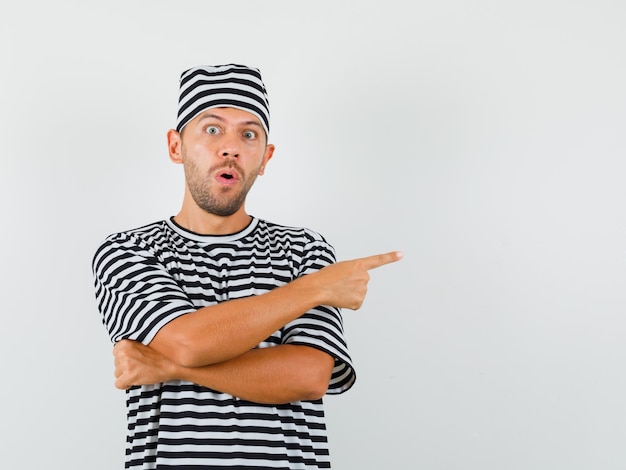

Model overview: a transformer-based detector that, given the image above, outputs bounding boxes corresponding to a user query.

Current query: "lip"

[213,167,241,186]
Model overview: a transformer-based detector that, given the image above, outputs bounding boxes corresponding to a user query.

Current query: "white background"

[1,1,625,468]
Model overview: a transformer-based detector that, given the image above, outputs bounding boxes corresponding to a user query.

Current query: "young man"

[92,64,401,469]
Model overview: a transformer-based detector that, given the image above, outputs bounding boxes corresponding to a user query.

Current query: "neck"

[173,204,252,235]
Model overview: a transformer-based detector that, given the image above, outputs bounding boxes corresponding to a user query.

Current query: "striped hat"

[176,64,270,136]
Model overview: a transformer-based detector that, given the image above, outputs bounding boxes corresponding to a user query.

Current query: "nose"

[221,149,239,158]
[219,133,240,158]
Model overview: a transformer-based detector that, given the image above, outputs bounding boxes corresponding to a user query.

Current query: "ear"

[167,129,183,164]
[258,144,275,175]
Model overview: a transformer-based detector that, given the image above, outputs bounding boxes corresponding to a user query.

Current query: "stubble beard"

[185,159,260,217]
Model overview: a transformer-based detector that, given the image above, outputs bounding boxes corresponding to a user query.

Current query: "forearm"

[148,250,401,368]
[151,275,326,367]
[172,345,334,404]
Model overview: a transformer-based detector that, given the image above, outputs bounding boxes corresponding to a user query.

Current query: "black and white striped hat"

[176,64,270,136]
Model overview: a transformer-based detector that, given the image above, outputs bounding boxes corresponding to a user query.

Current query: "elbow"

[303,381,329,401]
[299,361,333,401]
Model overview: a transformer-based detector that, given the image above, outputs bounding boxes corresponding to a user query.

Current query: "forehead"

[193,107,263,127]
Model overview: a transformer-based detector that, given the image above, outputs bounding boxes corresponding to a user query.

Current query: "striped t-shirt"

[92,216,356,469]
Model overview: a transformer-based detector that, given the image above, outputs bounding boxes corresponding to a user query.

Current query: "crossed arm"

[114,342,334,404]
[113,251,402,403]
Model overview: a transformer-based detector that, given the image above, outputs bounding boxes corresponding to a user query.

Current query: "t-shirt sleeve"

[92,233,196,345]
[281,232,357,395]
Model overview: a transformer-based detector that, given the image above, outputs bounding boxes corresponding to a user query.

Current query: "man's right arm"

[149,251,403,368]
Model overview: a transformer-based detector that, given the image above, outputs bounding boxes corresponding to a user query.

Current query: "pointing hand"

[309,251,403,310]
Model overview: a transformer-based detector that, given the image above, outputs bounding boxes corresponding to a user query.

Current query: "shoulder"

[92,220,169,266]
[254,218,336,267]
[101,220,168,244]
[255,218,330,245]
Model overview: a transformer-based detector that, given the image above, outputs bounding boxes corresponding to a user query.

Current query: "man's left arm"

[114,339,334,404]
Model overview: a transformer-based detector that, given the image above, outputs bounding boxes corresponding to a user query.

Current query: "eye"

[205,126,219,135]
[243,130,257,139]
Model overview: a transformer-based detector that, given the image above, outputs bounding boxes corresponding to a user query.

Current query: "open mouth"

[215,168,240,184]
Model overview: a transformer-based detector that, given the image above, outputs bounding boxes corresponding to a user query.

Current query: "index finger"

[358,251,404,270]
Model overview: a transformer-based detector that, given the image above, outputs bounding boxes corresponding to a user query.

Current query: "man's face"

[175,107,273,217]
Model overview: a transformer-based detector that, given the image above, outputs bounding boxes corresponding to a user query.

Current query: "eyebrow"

[197,112,263,128]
